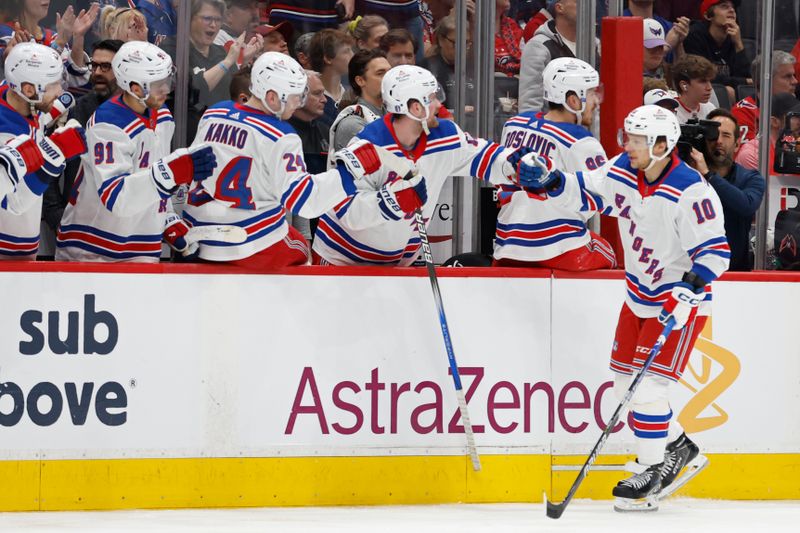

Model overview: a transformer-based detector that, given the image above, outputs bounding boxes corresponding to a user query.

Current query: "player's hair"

[309,28,356,72]
[670,54,716,94]
[751,51,796,90]
[229,66,252,102]
[707,107,741,141]
[379,28,418,55]
[92,39,124,55]
[339,49,387,108]
[642,77,670,95]
[349,15,389,47]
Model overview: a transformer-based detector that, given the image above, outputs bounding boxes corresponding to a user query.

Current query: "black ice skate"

[612,462,662,512]
[657,433,709,500]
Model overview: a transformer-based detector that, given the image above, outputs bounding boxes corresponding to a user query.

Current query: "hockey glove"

[35,135,67,180]
[163,214,199,257]
[334,139,382,179]
[377,175,428,220]
[44,92,76,127]
[502,146,535,177]
[658,281,704,330]
[48,119,88,162]
[517,153,564,191]
[152,145,217,194]
[4,135,45,176]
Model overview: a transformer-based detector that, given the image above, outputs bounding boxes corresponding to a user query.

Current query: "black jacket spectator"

[683,20,750,88]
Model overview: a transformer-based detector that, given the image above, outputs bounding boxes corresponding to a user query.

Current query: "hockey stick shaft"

[546,319,675,519]
[414,209,481,472]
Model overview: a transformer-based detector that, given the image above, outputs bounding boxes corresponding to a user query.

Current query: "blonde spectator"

[348,15,388,51]
[110,8,149,43]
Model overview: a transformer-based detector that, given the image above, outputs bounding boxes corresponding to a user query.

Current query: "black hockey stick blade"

[546,500,566,519]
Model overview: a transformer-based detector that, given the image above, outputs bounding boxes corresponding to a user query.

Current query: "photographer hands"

[689,148,709,176]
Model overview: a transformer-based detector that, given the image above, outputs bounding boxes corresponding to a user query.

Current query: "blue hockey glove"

[517,153,563,190]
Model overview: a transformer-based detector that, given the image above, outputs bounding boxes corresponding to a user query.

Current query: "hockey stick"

[184,225,248,246]
[413,207,482,472]
[545,318,676,519]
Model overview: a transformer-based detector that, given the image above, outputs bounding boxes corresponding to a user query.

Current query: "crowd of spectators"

[0,0,798,271]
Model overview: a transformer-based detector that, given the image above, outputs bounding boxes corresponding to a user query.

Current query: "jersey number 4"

[215,156,255,209]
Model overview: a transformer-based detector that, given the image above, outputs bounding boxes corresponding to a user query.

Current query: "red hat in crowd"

[699,0,739,17]
[255,21,293,42]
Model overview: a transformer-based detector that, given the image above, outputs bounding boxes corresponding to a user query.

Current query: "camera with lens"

[775,111,800,175]
[676,118,720,163]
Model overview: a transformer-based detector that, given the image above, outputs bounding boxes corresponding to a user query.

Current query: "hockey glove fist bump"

[378,175,428,220]
[153,145,217,192]
[48,119,88,162]
[517,153,563,190]
[163,214,198,257]
[503,146,535,176]
[334,139,382,179]
[659,280,704,330]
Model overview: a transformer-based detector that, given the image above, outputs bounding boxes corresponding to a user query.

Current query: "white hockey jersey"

[312,115,518,266]
[0,85,50,260]
[56,95,175,262]
[183,101,356,261]
[496,112,608,262]
[545,152,730,317]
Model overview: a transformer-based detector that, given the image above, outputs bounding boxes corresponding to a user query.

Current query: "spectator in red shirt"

[736,92,800,173]
[731,51,797,145]
[495,0,523,76]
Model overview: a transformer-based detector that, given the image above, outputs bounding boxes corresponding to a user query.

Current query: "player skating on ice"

[519,105,729,511]
[496,57,616,270]
[0,42,88,260]
[183,52,406,269]
[312,65,532,266]
[56,41,217,262]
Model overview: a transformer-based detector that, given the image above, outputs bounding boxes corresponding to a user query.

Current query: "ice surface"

[0,500,797,533]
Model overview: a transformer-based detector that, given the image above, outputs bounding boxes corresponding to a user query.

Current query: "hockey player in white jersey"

[495,57,616,270]
[183,51,400,269]
[312,65,531,266]
[0,42,88,260]
[518,105,729,511]
[56,41,217,263]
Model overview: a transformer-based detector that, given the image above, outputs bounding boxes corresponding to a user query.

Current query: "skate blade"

[657,454,709,501]
[613,496,659,513]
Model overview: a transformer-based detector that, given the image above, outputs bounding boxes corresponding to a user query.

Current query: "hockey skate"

[656,433,709,501]
[612,462,662,512]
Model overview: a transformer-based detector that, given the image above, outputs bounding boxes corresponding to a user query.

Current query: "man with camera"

[687,109,765,271]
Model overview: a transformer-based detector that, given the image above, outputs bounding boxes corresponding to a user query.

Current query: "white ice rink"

[1,500,798,533]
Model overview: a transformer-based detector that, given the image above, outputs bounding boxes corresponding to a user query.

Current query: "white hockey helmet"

[381,65,444,124]
[621,104,681,168]
[112,41,175,103]
[250,51,308,116]
[542,57,599,120]
[4,42,63,104]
